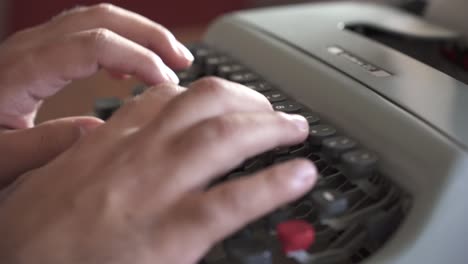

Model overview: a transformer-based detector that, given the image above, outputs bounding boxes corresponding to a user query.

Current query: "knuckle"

[91,3,117,15]
[202,116,240,142]
[154,25,175,40]
[214,187,245,214]
[190,76,227,96]
[193,198,223,227]
[85,28,113,49]
[147,83,182,98]
[50,6,86,21]
[258,93,273,110]
[276,112,297,129]
[144,51,163,68]
[267,165,286,185]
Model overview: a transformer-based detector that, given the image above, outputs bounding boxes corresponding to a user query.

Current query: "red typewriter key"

[276,220,316,254]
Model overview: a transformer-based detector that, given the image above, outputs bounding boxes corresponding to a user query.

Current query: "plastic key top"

[300,112,320,126]
[342,149,378,180]
[94,97,122,121]
[310,189,349,219]
[224,238,273,264]
[309,124,337,147]
[217,63,245,78]
[272,101,303,113]
[245,81,272,92]
[204,55,230,75]
[228,72,259,83]
[276,220,316,254]
[323,136,358,162]
[263,90,287,103]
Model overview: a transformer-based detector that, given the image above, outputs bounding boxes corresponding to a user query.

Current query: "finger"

[161,159,317,261]
[149,77,272,138]
[108,70,132,80]
[5,28,180,123]
[108,83,186,129]
[153,111,309,196]
[0,116,103,187]
[46,3,193,69]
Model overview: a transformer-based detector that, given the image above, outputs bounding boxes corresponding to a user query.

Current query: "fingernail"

[164,65,180,84]
[75,119,104,137]
[177,42,195,61]
[281,113,309,132]
[289,161,317,190]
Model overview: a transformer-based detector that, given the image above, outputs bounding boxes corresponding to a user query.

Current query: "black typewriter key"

[263,90,286,103]
[131,84,148,96]
[176,64,202,84]
[229,72,259,84]
[272,101,302,113]
[310,189,349,219]
[225,238,273,264]
[300,112,320,126]
[323,136,357,161]
[342,149,378,180]
[94,97,122,120]
[204,55,230,75]
[190,46,215,65]
[217,63,245,78]
[308,124,337,146]
[245,81,272,92]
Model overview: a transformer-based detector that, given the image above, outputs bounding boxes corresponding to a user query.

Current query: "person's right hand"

[0,77,318,264]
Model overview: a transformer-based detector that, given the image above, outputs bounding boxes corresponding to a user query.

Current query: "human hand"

[0,77,317,264]
[0,3,193,186]
[0,3,192,129]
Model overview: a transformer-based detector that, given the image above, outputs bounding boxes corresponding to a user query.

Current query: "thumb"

[0,116,104,187]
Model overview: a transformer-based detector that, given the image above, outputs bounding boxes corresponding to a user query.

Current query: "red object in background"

[9,0,247,35]
[276,220,316,254]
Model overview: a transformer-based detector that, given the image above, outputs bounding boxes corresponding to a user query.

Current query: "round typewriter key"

[245,81,272,92]
[342,149,378,180]
[228,72,259,84]
[300,112,320,126]
[263,90,286,103]
[323,136,357,161]
[176,64,202,83]
[308,124,337,146]
[224,238,273,264]
[272,101,302,113]
[190,45,215,65]
[276,220,315,254]
[204,55,230,75]
[94,97,122,121]
[310,189,348,219]
[217,63,245,78]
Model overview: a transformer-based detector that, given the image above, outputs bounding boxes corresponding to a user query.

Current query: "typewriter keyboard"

[94,44,412,264]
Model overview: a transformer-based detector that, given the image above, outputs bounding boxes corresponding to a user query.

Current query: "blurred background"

[0,0,419,41]
[0,0,313,41]
[0,0,435,122]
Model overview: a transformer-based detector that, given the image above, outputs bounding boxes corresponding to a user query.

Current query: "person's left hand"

[0,4,194,187]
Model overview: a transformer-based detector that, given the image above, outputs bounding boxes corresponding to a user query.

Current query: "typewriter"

[95,2,468,264]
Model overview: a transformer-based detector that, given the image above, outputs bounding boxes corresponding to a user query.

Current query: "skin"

[0,4,318,264]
